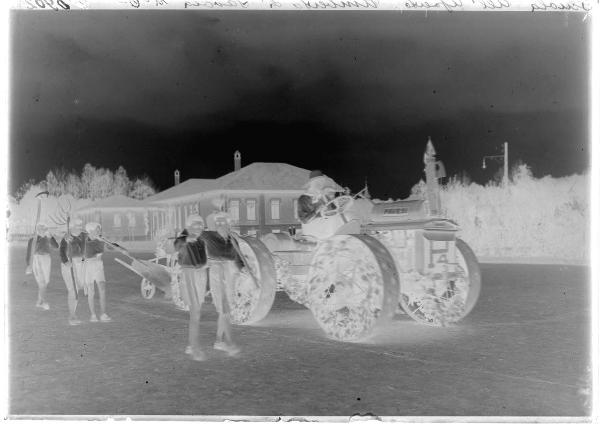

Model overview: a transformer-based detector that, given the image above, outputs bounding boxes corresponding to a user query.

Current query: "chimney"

[174,169,180,186]
[234,150,241,171]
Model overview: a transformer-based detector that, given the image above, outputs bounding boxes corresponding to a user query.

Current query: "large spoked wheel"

[399,238,481,326]
[140,278,156,299]
[229,236,278,325]
[307,234,399,342]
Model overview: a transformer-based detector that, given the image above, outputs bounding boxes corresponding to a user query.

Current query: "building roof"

[144,179,217,203]
[216,162,310,190]
[77,194,159,211]
[145,163,311,204]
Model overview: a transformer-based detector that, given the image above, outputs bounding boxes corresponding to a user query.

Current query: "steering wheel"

[319,195,354,218]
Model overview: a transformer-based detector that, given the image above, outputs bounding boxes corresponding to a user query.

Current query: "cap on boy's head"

[211,197,226,211]
[309,170,324,179]
[85,222,101,234]
[206,211,231,230]
[36,223,48,234]
[185,214,205,229]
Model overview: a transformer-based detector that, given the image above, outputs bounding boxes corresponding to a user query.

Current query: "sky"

[10,11,590,199]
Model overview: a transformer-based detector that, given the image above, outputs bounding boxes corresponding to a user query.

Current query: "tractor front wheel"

[399,238,481,326]
[306,234,399,341]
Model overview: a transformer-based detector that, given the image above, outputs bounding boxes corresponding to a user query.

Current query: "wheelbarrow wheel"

[141,278,156,299]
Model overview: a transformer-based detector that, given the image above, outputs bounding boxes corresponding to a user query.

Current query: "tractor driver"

[297,171,349,240]
[297,170,345,224]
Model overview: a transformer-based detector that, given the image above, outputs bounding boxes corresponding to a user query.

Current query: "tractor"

[213,139,480,341]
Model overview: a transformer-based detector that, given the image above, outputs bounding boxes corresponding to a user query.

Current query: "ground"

[6,245,591,418]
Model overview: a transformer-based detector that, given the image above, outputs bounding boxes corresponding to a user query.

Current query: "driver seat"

[300,214,346,240]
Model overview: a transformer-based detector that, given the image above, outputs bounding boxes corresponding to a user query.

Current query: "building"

[76,195,162,241]
[145,158,310,237]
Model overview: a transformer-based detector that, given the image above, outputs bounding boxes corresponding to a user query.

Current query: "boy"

[174,214,208,361]
[202,212,242,356]
[84,222,112,323]
[58,223,85,326]
[70,219,87,297]
[25,222,59,310]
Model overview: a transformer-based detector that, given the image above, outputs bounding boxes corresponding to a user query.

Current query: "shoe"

[216,342,240,357]
[90,314,98,323]
[40,302,50,311]
[213,341,227,352]
[189,348,206,362]
[185,345,192,355]
[100,313,112,322]
[69,318,82,326]
[224,344,241,357]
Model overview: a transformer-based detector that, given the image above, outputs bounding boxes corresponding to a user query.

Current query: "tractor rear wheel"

[306,234,399,341]
[228,236,278,325]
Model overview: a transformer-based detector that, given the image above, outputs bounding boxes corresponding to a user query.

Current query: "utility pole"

[503,141,508,188]
[482,141,509,187]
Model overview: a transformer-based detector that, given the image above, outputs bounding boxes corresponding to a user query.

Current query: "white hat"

[303,175,344,197]
[185,214,205,228]
[85,222,101,234]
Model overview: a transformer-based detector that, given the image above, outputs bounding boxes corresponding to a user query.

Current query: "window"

[270,199,280,220]
[127,212,136,227]
[293,199,299,220]
[113,214,122,228]
[229,199,240,221]
[246,199,256,221]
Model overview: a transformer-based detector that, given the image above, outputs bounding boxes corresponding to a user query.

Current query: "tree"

[65,173,83,199]
[13,164,159,202]
[89,167,115,199]
[45,170,65,197]
[81,163,96,199]
[114,166,130,196]
[14,179,36,203]
[129,176,156,200]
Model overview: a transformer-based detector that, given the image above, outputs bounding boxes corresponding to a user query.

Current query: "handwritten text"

[185,0,249,8]
[530,1,592,11]
[404,0,463,12]
[471,0,511,9]
[298,0,379,8]
[24,0,70,9]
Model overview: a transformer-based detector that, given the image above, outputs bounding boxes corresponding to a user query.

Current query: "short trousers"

[32,254,51,287]
[72,258,85,290]
[84,258,105,286]
[61,259,85,292]
[208,260,238,315]
[180,267,208,309]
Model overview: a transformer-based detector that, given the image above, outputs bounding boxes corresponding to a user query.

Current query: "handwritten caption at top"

[22,0,71,9]
[17,0,598,12]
